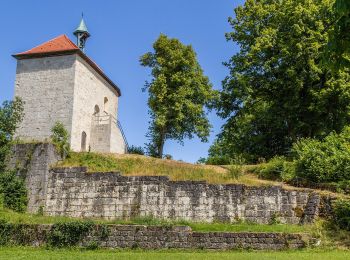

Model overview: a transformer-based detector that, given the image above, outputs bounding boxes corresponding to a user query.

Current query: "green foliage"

[256,156,296,182]
[0,97,24,172]
[51,122,70,158]
[325,0,350,70]
[0,98,26,213]
[127,145,145,155]
[258,157,285,181]
[0,171,27,212]
[227,165,243,180]
[269,213,281,225]
[47,221,94,248]
[140,34,216,158]
[213,0,350,162]
[292,127,350,183]
[204,139,232,165]
[333,200,350,231]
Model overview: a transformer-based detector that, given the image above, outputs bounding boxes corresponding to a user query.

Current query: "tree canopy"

[212,0,350,162]
[326,0,350,69]
[140,34,216,158]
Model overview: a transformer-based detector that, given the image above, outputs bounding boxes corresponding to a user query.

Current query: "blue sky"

[0,0,243,162]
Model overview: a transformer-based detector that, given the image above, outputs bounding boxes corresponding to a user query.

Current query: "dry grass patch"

[55,152,350,197]
[56,152,274,186]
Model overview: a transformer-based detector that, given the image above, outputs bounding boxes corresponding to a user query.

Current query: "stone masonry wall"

[14,55,76,143]
[13,53,125,154]
[45,167,320,224]
[71,55,124,153]
[8,143,61,213]
[9,143,322,224]
[3,224,310,250]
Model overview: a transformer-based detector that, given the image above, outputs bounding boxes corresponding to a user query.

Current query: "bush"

[47,221,94,248]
[227,165,243,180]
[127,145,145,155]
[163,154,173,160]
[0,171,27,212]
[51,122,70,157]
[333,200,350,231]
[257,156,296,182]
[292,127,350,183]
[205,155,231,165]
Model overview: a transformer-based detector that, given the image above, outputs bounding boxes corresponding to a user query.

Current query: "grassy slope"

[55,152,348,198]
[1,247,350,260]
[56,152,281,186]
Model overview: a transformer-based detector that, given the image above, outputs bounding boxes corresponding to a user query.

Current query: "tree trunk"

[157,128,166,158]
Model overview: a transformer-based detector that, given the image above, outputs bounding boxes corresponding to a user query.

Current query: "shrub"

[163,154,173,160]
[0,171,27,212]
[227,165,243,180]
[205,155,231,165]
[257,156,296,181]
[292,127,350,183]
[51,122,70,157]
[333,200,350,231]
[127,145,145,155]
[47,221,94,248]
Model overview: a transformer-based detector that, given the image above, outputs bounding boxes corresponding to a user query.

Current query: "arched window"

[104,97,108,112]
[94,105,100,115]
[81,131,87,152]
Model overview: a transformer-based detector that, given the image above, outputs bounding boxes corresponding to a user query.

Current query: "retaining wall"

[1,224,310,250]
[8,143,325,224]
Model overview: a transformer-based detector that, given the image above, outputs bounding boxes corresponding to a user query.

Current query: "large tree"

[213,0,350,162]
[326,0,350,69]
[0,97,24,171]
[140,34,215,158]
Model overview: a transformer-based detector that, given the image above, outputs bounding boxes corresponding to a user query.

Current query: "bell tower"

[73,14,90,52]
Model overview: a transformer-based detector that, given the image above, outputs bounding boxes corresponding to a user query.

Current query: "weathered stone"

[9,143,329,224]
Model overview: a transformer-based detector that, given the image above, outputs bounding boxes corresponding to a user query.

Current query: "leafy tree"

[0,97,27,212]
[326,0,350,69]
[140,34,216,158]
[0,97,24,171]
[213,0,350,162]
[51,122,70,157]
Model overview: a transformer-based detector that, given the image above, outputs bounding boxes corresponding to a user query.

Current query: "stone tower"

[12,22,127,154]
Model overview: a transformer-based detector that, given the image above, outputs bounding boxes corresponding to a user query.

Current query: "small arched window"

[94,105,100,115]
[104,97,108,112]
[81,131,87,152]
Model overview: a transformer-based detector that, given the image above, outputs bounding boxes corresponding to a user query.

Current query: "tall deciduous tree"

[213,0,350,162]
[326,0,350,69]
[140,34,215,158]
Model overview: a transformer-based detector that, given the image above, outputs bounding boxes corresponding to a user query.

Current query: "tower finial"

[73,15,90,52]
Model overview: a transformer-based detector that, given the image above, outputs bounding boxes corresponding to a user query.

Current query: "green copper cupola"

[73,15,90,52]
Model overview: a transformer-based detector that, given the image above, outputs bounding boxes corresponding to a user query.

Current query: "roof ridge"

[62,34,79,48]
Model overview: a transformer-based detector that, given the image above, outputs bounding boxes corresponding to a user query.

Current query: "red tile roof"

[15,35,79,56]
[13,35,121,96]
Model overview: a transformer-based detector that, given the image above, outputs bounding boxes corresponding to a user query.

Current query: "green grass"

[0,209,313,234]
[0,247,350,260]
